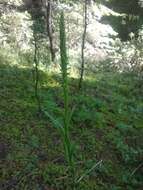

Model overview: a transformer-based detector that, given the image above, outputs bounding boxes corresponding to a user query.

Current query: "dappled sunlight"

[0,1,143,190]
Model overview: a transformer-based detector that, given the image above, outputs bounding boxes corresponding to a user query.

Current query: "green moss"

[0,63,143,189]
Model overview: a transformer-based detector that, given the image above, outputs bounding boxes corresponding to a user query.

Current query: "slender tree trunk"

[33,34,41,113]
[46,0,55,62]
[78,0,88,90]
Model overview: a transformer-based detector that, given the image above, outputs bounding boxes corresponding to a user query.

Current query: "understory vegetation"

[0,0,143,190]
[0,61,143,189]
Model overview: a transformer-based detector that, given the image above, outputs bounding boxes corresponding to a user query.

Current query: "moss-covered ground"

[0,63,143,190]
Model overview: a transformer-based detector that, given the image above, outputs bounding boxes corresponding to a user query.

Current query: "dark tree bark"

[33,34,42,114]
[78,0,88,90]
[24,0,56,62]
[46,0,55,62]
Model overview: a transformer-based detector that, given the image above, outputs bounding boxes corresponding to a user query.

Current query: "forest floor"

[0,63,143,190]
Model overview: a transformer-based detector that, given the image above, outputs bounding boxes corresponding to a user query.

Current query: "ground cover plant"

[0,0,143,190]
[0,61,143,189]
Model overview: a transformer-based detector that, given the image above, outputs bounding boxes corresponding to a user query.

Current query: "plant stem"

[59,11,75,188]
[33,34,41,113]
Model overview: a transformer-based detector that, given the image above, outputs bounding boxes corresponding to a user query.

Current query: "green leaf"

[44,110,63,130]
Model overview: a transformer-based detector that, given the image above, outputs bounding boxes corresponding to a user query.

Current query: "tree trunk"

[33,34,41,114]
[78,0,88,90]
[46,0,55,62]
